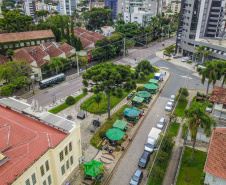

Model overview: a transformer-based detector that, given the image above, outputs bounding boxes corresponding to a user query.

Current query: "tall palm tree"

[193,46,206,63]
[199,62,218,101]
[214,59,226,87]
[48,57,64,75]
[184,102,217,160]
[203,50,213,61]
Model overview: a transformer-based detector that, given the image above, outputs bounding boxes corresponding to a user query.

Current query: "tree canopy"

[82,63,136,119]
[115,22,143,38]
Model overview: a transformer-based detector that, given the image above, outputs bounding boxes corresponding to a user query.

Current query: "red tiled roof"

[75,35,93,49]
[58,43,74,54]
[12,49,34,64]
[204,128,226,179]
[45,45,64,58]
[0,105,67,185]
[36,59,50,67]
[209,86,226,104]
[0,54,9,65]
[0,30,54,43]
[102,26,108,29]
[28,46,48,62]
[66,52,73,58]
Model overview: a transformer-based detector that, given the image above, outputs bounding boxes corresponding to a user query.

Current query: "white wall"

[204,173,226,185]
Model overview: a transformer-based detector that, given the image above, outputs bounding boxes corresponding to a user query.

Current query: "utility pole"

[161,25,163,42]
[168,24,170,38]
[146,33,148,48]
[76,51,79,76]
[123,38,126,57]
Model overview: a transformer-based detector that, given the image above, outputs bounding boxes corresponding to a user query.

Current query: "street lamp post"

[76,51,79,76]
[31,76,35,95]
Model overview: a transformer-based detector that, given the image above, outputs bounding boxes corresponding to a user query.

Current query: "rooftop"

[209,86,226,104]
[204,128,226,180]
[200,37,226,48]
[0,104,67,185]
[0,54,9,65]
[0,30,55,43]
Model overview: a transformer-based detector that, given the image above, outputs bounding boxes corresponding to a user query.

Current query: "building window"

[4,44,8,49]
[37,40,41,44]
[59,151,64,161]
[9,44,13,48]
[65,146,68,156]
[47,175,52,185]
[43,180,47,185]
[66,160,69,170]
[69,142,72,152]
[25,179,30,185]
[61,165,65,175]
[40,165,45,176]
[15,43,19,47]
[45,160,49,171]
[31,41,35,45]
[41,40,45,43]
[70,156,73,165]
[31,173,37,184]
[26,42,30,46]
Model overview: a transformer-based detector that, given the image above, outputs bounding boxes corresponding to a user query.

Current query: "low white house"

[204,128,226,185]
[101,26,115,37]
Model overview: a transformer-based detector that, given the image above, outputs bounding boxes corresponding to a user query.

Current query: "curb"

[103,69,172,185]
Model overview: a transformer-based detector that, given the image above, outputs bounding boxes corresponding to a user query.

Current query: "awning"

[137,91,151,98]
[113,120,127,130]
[106,128,125,140]
[144,83,158,90]
[123,107,141,117]
[132,96,144,103]
[84,160,104,177]
[149,79,159,84]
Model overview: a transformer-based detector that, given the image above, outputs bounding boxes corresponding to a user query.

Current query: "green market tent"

[132,96,144,103]
[137,91,151,98]
[123,107,141,117]
[106,128,125,140]
[149,79,159,84]
[144,83,158,90]
[113,120,127,130]
[84,160,104,177]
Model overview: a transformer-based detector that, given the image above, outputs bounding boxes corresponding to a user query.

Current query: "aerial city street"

[0,0,226,185]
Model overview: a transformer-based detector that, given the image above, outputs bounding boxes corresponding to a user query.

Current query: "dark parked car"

[138,151,151,169]
[130,169,143,185]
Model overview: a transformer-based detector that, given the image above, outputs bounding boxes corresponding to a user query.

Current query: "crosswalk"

[123,57,136,64]
[148,56,161,64]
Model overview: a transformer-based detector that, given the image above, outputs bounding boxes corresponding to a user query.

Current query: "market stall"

[136,91,152,104]
[144,83,158,94]
[113,120,128,131]
[148,79,159,85]
[123,107,141,124]
[84,160,104,182]
[132,96,144,107]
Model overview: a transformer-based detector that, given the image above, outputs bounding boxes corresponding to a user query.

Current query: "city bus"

[39,73,66,90]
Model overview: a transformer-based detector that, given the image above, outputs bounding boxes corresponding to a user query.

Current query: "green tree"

[35,10,49,23]
[136,60,155,75]
[116,13,125,25]
[76,38,83,51]
[82,63,134,119]
[66,22,71,45]
[115,22,142,38]
[199,62,218,101]
[93,87,102,111]
[51,26,61,42]
[203,50,213,61]
[6,49,14,61]
[79,56,88,70]
[214,59,226,87]
[53,10,59,15]
[60,15,65,40]
[48,57,64,74]
[183,102,217,160]
[193,46,206,63]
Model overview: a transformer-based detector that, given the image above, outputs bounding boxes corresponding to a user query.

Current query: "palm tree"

[48,57,64,75]
[214,59,226,87]
[203,50,213,61]
[193,46,206,63]
[184,102,217,160]
[199,62,218,101]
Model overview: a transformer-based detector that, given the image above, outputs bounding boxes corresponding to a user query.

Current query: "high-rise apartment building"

[23,0,37,19]
[176,0,226,60]
[171,0,181,14]
[60,0,76,15]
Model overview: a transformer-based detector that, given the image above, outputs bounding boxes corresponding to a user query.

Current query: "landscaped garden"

[174,99,188,117]
[80,91,130,114]
[169,122,180,137]
[49,93,87,114]
[176,147,207,185]
[90,104,130,148]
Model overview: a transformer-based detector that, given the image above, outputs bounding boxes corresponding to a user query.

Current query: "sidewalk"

[161,89,208,185]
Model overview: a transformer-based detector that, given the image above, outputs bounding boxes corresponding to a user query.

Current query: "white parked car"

[169,95,175,103]
[157,118,166,129]
[165,102,174,111]
[181,57,190,62]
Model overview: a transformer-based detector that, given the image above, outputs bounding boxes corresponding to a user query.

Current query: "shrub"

[65,96,75,105]
[136,86,145,92]
[116,88,123,98]
[176,94,187,102]
[197,91,201,96]
[179,88,189,97]
[83,88,88,94]
[199,172,206,185]
[115,147,120,152]
[99,132,106,139]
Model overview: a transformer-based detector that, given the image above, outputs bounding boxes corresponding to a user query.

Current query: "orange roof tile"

[45,45,64,58]
[36,59,50,67]
[0,54,9,65]
[204,128,226,179]
[209,86,226,104]
[28,46,48,62]
[12,49,34,64]
[59,43,74,54]
[0,30,54,43]
[0,105,67,185]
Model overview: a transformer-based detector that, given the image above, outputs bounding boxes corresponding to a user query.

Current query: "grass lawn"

[176,147,207,185]
[49,93,87,114]
[169,122,180,137]
[80,91,130,114]
[90,104,130,148]
[174,99,188,117]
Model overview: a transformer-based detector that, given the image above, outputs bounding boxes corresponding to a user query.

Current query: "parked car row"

[165,95,175,112]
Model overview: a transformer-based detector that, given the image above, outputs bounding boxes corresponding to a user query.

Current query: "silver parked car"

[169,95,175,103]
[165,102,174,111]
[157,118,166,129]
[182,57,190,62]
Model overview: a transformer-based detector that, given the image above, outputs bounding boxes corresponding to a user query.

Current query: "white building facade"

[60,0,76,15]
[23,0,37,19]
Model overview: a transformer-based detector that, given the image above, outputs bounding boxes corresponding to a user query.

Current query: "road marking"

[181,76,193,80]
[159,67,169,69]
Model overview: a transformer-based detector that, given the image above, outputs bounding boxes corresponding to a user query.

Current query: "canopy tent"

[123,107,141,117]
[137,91,151,98]
[154,73,163,81]
[106,128,125,140]
[149,79,159,84]
[132,96,144,103]
[113,120,127,130]
[84,160,104,177]
[144,83,158,90]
